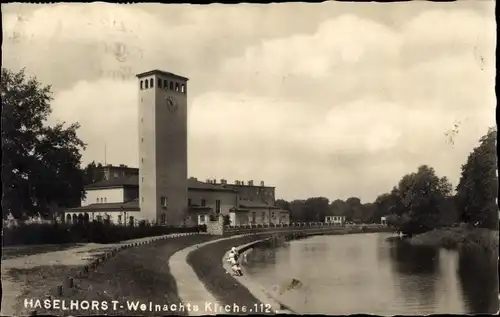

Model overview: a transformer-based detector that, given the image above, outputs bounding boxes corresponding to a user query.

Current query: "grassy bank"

[408,226,499,252]
[22,234,220,317]
[2,243,83,260]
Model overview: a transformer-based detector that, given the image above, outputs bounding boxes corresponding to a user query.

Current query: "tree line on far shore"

[2,67,498,235]
[277,127,498,235]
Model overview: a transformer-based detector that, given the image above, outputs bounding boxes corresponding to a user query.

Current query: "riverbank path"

[169,234,255,316]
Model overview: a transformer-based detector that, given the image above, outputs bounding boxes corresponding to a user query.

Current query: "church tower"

[136,70,188,225]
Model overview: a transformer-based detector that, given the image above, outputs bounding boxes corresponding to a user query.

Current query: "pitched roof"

[85,176,236,192]
[67,199,140,212]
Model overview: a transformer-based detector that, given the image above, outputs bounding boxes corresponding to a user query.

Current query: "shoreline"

[397,227,499,252]
[226,227,394,314]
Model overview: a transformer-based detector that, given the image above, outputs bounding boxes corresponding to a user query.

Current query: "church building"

[64,69,290,227]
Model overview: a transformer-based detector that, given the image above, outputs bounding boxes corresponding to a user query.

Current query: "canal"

[242,232,499,315]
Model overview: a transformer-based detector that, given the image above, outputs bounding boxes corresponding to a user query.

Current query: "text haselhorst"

[24,299,274,313]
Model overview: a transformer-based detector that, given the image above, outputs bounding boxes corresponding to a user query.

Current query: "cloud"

[4,3,496,202]
[50,79,139,167]
[223,14,402,78]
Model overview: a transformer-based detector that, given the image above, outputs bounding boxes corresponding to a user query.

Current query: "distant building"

[65,173,289,226]
[325,215,345,225]
[101,164,138,180]
[381,216,387,226]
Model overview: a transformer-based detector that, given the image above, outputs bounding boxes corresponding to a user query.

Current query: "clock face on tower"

[165,96,178,113]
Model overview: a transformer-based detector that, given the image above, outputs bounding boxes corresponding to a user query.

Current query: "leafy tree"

[346,197,363,223]
[361,202,377,223]
[305,197,330,222]
[83,161,105,185]
[289,200,306,222]
[456,128,498,229]
[329,199,348,218]
[2,68,86,219]
[370,192,400,223]
[395,165,453,234]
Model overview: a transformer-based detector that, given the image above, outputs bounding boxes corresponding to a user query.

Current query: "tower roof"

[136,69,189,81]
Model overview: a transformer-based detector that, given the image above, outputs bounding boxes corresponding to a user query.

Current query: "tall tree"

[456,128,498,229]
[329,199,349,218]
[289,200,306,222]
[395,165,452,234]
[305,197,330,222]
[372,192,397,222]
[346,197,363,222]
[361,202,377,223]
[1,68,86,218]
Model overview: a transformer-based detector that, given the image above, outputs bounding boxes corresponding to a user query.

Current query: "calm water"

[242,233,499,315]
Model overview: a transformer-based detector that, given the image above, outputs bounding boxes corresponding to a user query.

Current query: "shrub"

[3,222,203,246]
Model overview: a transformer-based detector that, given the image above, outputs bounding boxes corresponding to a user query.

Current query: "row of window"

[137,196,222,214]
[140,77,186,94]
[188,198,221,213]
[96,197,107,203]
[66,213,137,226]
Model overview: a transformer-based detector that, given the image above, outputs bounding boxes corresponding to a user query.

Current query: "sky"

[2,1,496,203]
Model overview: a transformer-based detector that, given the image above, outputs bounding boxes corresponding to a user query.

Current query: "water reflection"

[243,233,499,315]
[387,241,440,311]
[244,244,278,266]
[457,248,499,314]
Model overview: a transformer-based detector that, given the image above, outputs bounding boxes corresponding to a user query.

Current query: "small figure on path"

[229,257,243,276]
[226,247,239,262]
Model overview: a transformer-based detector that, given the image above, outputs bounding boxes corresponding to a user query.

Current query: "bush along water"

[3,221,205,246]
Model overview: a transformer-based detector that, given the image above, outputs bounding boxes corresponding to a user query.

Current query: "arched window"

[100,198,103,203]
[158,78,162,88]
[66,214,72,223]
[145,79,149,89]
[169,82,173,90]
[175,83,179,92]
[140,80,144,90]
[149,78,153,87]
[181,84,185,93]
[96,197,99,203]
[104,197,107,203]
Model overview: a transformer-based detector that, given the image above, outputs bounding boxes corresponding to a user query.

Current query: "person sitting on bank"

[227,247,239,262]
[229,257,243,276]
